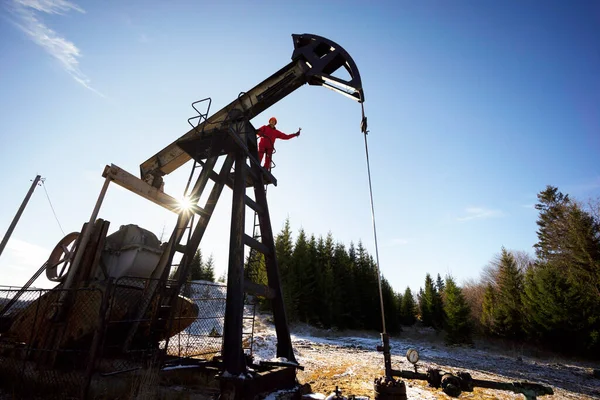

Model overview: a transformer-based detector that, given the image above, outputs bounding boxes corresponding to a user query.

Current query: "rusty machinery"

[0,33,367,399]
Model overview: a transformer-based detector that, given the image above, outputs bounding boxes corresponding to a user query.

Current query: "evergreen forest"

[244,185,600,359]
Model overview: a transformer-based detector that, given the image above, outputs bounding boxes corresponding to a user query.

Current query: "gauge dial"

[406,348,419,364]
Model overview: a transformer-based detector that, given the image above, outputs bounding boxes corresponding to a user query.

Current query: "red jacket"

[256,125,297,149]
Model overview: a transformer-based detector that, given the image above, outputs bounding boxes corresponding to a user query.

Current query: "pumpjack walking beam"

[139,33,365,188]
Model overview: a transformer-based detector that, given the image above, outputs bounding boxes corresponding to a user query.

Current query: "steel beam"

[222,153,248,375]
[102,164,181,213]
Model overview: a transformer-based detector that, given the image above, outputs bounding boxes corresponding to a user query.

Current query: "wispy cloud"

[456,207,503,222]
[6,0,104,96]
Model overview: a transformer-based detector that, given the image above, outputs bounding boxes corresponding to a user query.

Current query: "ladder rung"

[244,195,264,214]
[175,244,186,253]
[243,281,275,299]
[243,234,270,255]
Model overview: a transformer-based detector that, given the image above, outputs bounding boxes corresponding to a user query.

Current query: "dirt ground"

[252,315,600,400]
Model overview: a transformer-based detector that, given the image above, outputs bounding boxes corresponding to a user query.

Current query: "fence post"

[81,279,114,399]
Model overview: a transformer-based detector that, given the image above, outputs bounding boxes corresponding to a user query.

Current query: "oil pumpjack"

[1,33,367,399]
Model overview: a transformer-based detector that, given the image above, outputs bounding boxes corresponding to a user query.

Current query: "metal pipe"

[62,174,111,291]
[0,175,41,258]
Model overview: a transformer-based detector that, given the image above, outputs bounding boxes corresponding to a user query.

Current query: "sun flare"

[177,196,194,212]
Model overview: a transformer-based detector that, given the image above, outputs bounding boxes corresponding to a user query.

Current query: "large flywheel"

[46,232,79,282]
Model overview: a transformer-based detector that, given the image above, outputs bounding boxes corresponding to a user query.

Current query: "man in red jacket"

[256,117,301,170]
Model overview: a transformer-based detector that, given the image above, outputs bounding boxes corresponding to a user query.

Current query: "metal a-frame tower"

[103,33,365,398]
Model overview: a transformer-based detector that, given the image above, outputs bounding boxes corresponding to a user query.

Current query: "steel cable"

[41,179,65,236]
[361,104,387,334]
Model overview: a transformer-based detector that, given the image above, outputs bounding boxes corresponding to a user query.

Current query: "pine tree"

[354,242,374,329]
[417,288,425,323]
[535,186,600,294]
[306,235,320,324]
[534,186,571,262]
[245,248,267,285]
[331,242,353,329]
[275,219,296,321]
[367,254,384,330]
[523,261,600,356]
[347,242,363,328]
[396,292,403,324]
[444,275,473,345]
[400,287,417,326]
[432,276,446,329]
[203,254,215,282]
[420,273,445,330]
[189,248,204,281]
[563,204,600,295]
[316,234,335,328]
[493,248,524,338]
[480,284,496,334]
[420,274,435,327]
[292,229,314,323]
[381,278,400,333]
[436,273,445,293]
[524,187,600,356]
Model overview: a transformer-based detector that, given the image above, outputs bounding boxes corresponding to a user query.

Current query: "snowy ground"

[250,314,600,399]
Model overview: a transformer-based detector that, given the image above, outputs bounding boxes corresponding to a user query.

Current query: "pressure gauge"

[406,348,419,364]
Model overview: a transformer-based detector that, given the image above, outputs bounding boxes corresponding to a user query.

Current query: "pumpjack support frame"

[131,33,366,398]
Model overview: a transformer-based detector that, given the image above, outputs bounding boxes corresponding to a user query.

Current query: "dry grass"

[298,358,383,396]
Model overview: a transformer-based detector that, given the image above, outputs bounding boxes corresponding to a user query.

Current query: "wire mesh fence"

[0,286,104,398]
[0,278,256,398]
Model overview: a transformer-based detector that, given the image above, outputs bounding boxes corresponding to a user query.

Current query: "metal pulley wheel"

[46,232,79,282]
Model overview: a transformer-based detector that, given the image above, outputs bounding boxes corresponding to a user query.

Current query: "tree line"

[246,220,404,332]
[463,186,600,357]
[245,185,600,358]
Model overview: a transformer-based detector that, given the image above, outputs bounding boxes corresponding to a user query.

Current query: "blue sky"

[1,1,599,296]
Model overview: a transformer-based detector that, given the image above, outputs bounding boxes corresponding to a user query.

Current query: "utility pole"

[0,175,42,258]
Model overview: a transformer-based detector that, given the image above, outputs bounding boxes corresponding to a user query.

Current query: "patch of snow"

[162,364,201,371]
[263,387,297,400]
[302,394,325,400]
[221,371,254,380]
